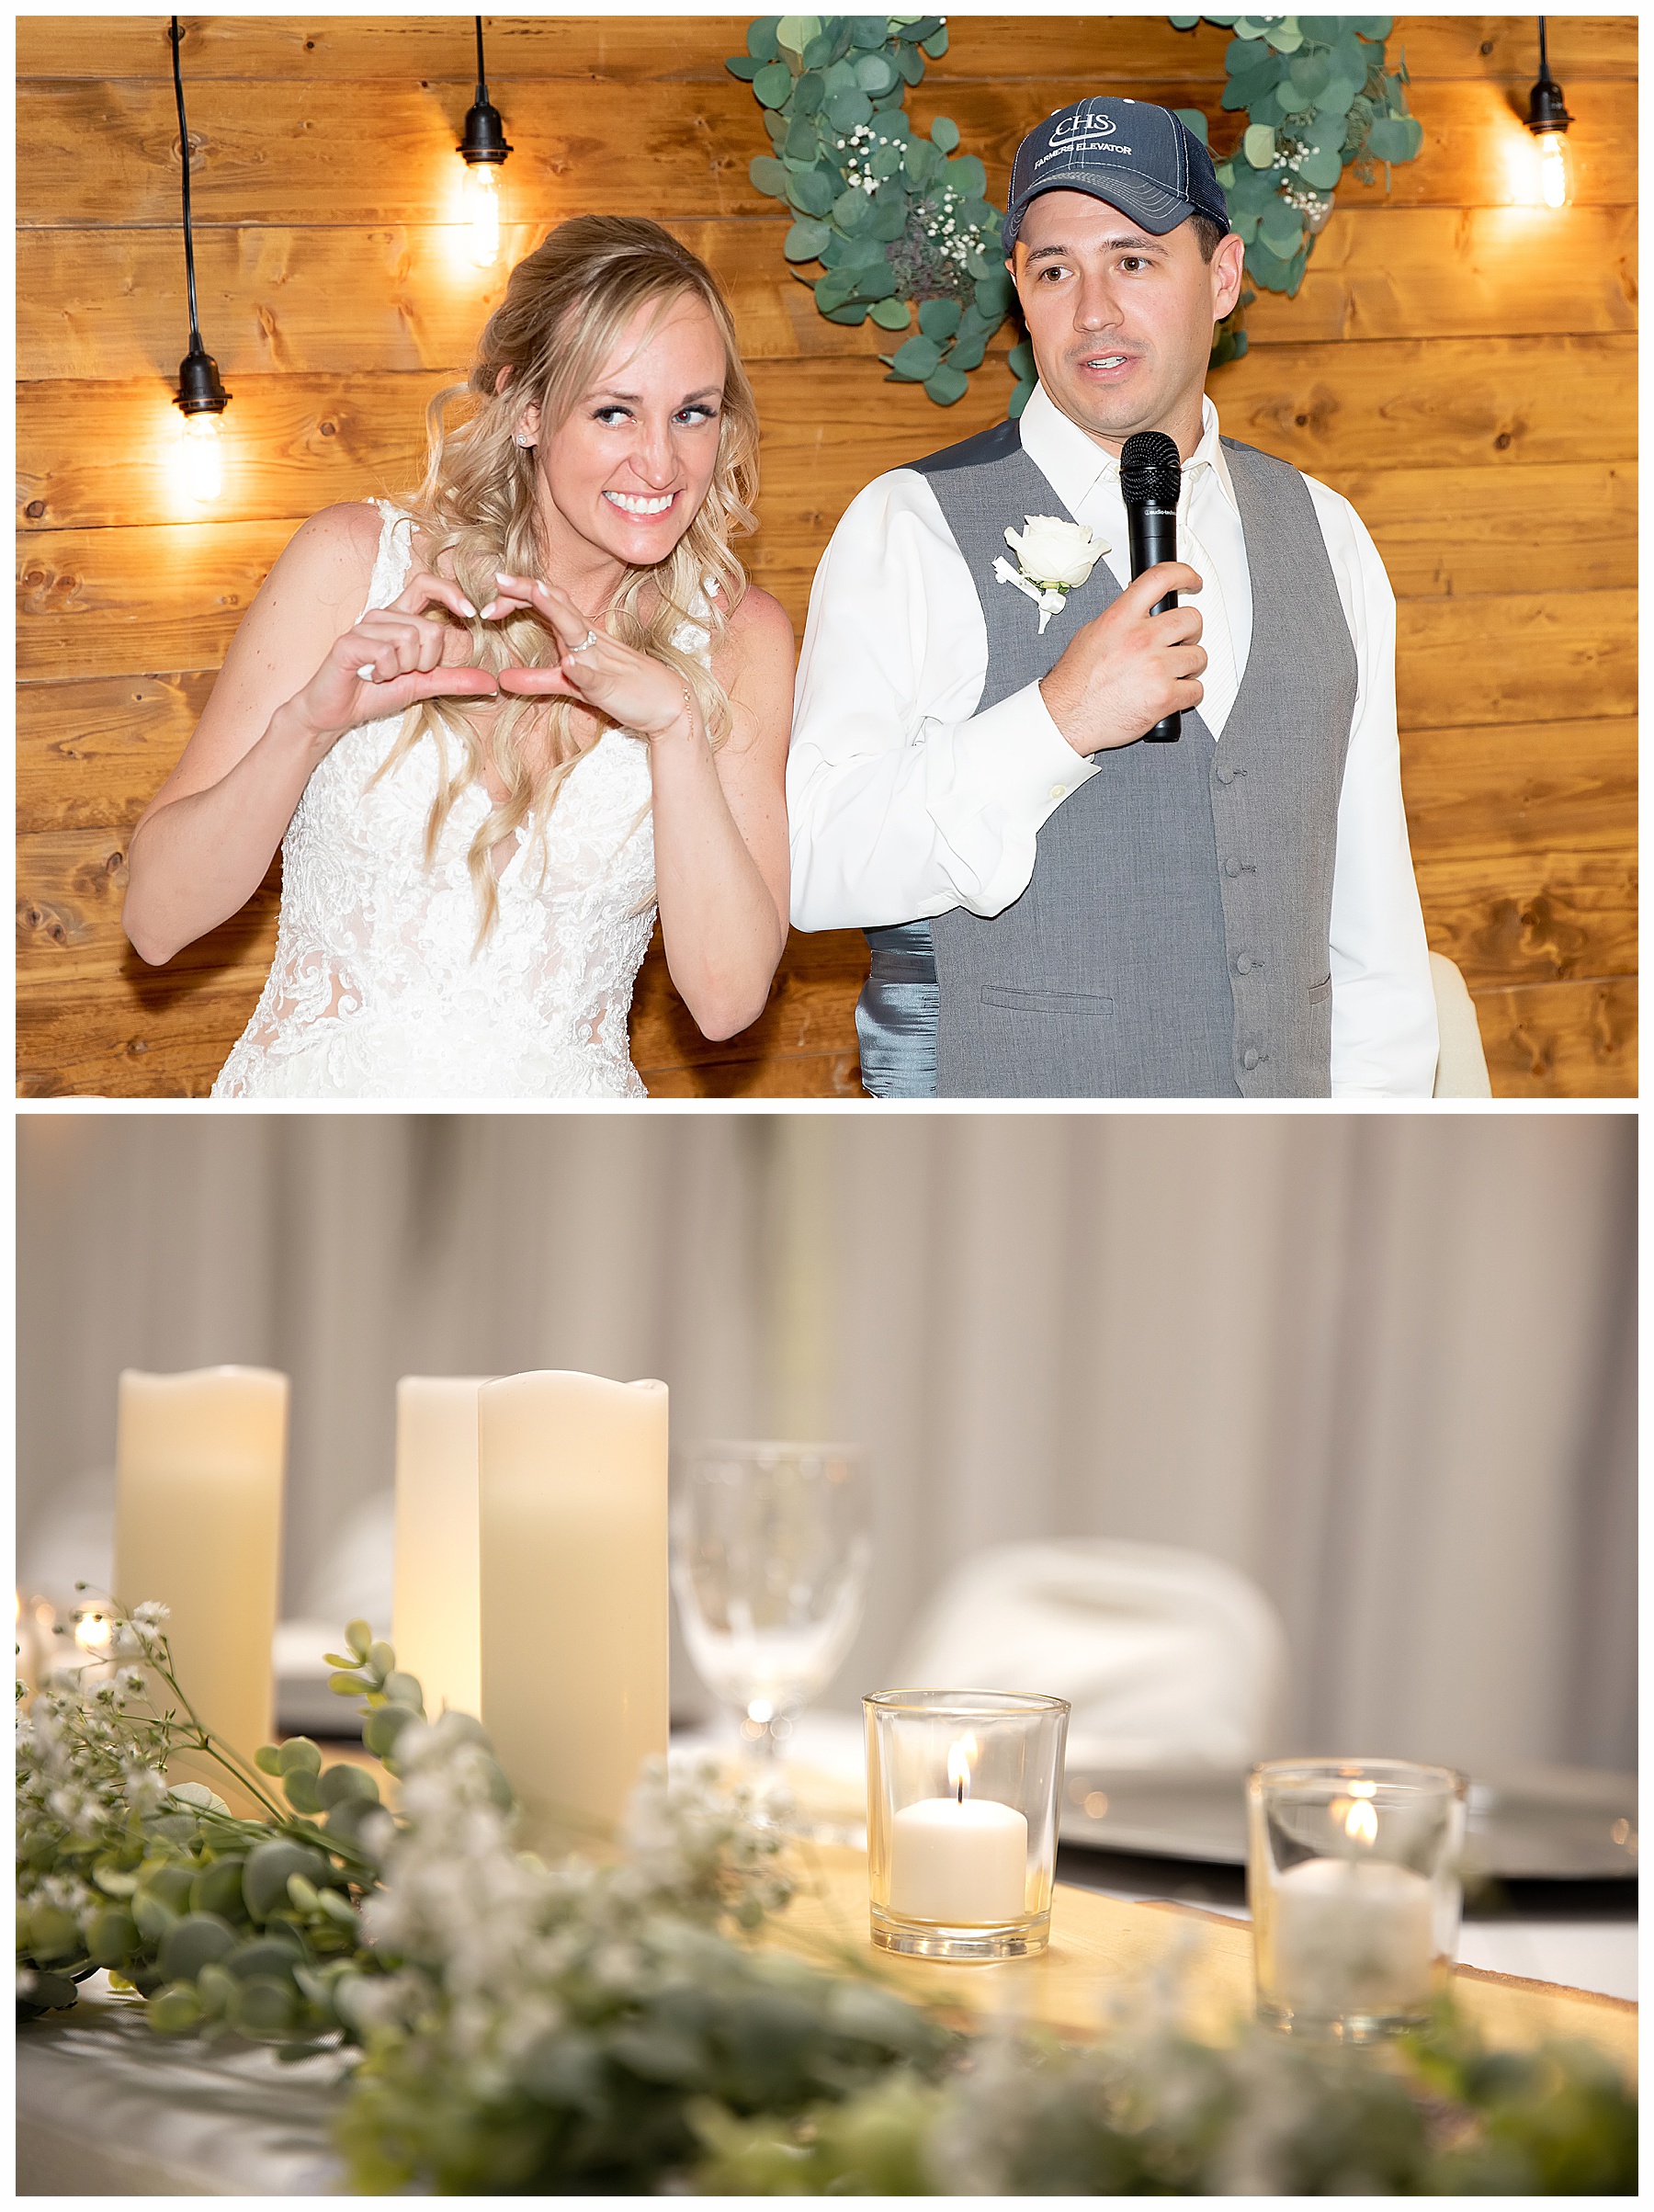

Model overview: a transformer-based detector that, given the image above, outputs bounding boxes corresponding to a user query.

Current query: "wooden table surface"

[764,1843,1638,2083]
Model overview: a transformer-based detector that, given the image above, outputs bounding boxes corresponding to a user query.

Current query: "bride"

[122,218,793,1097]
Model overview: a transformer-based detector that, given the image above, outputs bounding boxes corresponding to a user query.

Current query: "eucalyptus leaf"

[821,301,871,323]
[802,32,834,68]
[833,186,873,233]
[846,262,898,301]
[747,17,781,62]
[1316,73,1360,115]
[849,16,889,49]
[788,168,837,216]
[87,1907,142,1967]
[825,86,873,130]
[243,1838,331,1923]
[1258,202,1305,256]
[1366,113,1422,161]
[794,69,825,115]
[146,1980,203,2035]
[947,332,988,373]
[785,115,819,161]
[157,1910,238,1983]
[278,1736,323,1777]
[975,274,1015,322]
[930,115,959,153]
[784,218,832,261]
[889,333,943,380]
[920,24,947,56]
[1173,105,1209,144]
[1263,19,1302,51]
[190,1858,250,1921]
[869,297,912,329]
[945,153,987,199]
[917,296,961,340]
[232,1974,298,2038]
[319,1763,380,1810]
[855,51,898,95]
[1298,145,1342,187]
[345,1621,372,1662]
[726,56,760,81]
[868,195,909,241]
[753,60,795,108]
[775,16,821,59]
[254,1744,283,1775]
[281,1766,324,1814]
[1242,122,1277,168]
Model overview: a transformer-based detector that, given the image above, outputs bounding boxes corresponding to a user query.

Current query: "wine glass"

[671,1441,872,1762]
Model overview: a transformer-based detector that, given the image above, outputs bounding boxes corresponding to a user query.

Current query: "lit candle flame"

[74,1609,113,1652]
[946,1733,977,1804]
[1342,1779,1378,1846]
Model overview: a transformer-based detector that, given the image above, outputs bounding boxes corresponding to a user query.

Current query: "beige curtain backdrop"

[17,1112,1635,1774]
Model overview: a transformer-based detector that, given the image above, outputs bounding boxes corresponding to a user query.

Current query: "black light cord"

[1537,14,1549,82]
[169,16,203,354]
[475,14,488,106]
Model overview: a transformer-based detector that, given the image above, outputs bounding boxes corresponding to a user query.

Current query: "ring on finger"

[572,629,600,652]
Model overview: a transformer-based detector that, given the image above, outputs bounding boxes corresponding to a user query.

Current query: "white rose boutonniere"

[993,516,1108,635]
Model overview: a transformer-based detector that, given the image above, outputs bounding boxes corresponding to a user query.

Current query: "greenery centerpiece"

[17,1598,1636,2193]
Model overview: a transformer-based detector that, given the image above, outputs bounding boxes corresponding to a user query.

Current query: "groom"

[787,97,1437,1098]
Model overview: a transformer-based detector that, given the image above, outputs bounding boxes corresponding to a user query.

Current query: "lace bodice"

[214,504,697,1098]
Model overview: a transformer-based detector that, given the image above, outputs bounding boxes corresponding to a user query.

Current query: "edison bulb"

[464,161,502,268]
[1536,131,1569,209]
[179,411,222,504]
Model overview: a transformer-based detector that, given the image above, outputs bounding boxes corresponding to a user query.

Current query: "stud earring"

[515,433,535,448]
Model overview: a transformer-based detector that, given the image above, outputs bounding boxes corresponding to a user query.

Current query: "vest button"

[1242,1047,1261,1071]
[1223,856,1241,878]
[1216,765,1236,786]
[1235,954,1253,975]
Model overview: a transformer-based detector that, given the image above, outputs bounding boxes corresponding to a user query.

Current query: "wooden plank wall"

[17,15,1637,1097]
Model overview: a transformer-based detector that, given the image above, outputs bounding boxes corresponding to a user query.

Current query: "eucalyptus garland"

[17,1601,1637,2195]
[727,15,1017,408]
[1173,13,1423,362]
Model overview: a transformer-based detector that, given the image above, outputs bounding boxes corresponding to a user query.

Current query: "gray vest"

[855,418,1359,1099]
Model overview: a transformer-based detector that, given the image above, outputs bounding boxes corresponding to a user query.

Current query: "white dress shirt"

[787,381,1438,1096]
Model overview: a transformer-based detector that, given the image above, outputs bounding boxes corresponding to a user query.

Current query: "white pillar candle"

[114,1367,289,1809]
[889,1796,1029,1924]
[1270,1856,1437,2015]
[478,1370,668,1843]
[392,1376,490,1721]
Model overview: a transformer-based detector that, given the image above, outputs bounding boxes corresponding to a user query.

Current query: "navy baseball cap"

[1003,96,1231,257]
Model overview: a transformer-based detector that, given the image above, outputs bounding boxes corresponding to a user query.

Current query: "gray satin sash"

[855,922,938,1097]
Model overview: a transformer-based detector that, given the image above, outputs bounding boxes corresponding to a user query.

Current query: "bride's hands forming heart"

[294,569,501,748]
[482,573,698,741]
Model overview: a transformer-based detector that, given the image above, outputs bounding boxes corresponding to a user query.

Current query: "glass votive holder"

[864,1688,1070,1961]
[1248,1756,1467,2042]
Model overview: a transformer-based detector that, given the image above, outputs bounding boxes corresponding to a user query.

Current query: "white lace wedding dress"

[214,504,697,1098]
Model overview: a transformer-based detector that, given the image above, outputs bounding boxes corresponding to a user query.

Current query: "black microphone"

[1121,429,1184,743]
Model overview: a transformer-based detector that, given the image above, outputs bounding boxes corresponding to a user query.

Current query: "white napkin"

[891,1538,1286,1772]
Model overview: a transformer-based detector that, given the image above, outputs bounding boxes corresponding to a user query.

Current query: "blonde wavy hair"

[381,216,760,940]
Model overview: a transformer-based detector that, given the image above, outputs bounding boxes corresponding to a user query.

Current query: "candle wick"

[957,1778,964,1806]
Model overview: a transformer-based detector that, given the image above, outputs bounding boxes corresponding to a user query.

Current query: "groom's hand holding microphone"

[1039,432,1207,757]
[1039,563,1207,758]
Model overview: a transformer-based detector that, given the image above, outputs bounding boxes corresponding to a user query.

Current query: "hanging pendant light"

[459,17,513,269]
[169,17,231,502]
[1525,17,1572,210]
